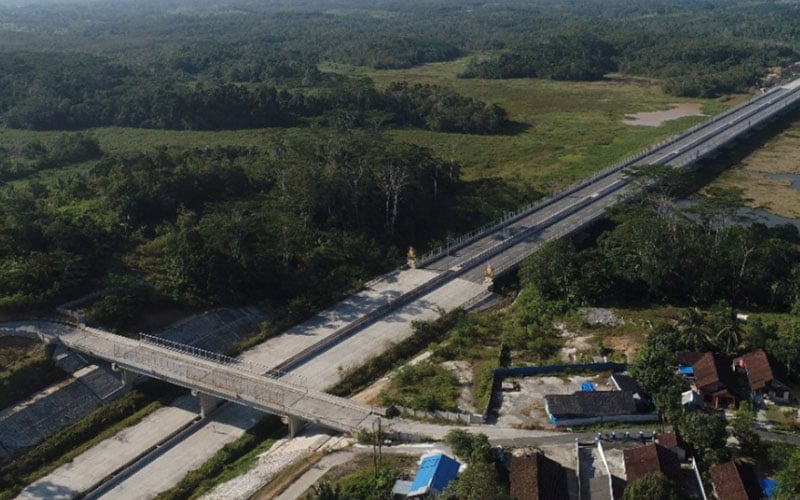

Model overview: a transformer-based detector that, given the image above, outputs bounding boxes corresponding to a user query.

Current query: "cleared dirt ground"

[495,373,616,429]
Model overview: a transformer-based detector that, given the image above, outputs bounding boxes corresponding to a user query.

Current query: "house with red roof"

[733,349,791,404]
[623,443,683,486]
[710,459,764,500]
[692,352,739,409]
[509,451,570,500]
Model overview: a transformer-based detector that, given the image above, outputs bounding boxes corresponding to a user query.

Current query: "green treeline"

[460,34,618,81]
[0,53,506,133]
[462,32,797,96]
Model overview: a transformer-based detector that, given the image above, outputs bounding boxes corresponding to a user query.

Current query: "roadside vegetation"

[0,342,66,410]
[305,454,417,500]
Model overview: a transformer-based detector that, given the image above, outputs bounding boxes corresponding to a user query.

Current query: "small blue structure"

[408,453,461,497]
[760,477,777,498]
[678,366,694,376]
[581,381,596,392]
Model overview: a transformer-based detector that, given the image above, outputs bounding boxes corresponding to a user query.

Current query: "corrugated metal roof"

[408,453,460,496]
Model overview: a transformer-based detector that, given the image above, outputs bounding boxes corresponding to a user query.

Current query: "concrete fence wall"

[392,404,483,424]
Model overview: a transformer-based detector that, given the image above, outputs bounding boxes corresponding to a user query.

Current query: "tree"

[675,308,713,352]
[518,238,582,303]
[677,410,729,464]
[440,461,510,500]
[768,320,800,377]
[731,401,760,456]
[745,317,777,351]
[444,430,494,464]
[622,472,686,500]
[707,304,744,356]
[629,324,679,396]
[774,446,800,500]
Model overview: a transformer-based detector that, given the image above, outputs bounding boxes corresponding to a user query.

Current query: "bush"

[0,347,66,409]
[378,361,459,411]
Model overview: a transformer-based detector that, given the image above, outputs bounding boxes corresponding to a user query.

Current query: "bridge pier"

[111,363,137,389]
[283,415,306,437]
[192,391,221,418]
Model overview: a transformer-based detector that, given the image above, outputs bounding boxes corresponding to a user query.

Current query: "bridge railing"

[138,333,308,390]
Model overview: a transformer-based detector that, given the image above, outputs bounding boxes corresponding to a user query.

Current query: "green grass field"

[2,57,738,193]
[325,58,732,188]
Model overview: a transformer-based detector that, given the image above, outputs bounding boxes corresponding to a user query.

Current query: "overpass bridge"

[58,326,377,436]
[53,78,800,441]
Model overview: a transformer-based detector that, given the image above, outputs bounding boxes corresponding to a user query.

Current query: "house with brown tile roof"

[734,349,790,403]
[657,432,687,461]
[693,353,738,409]
[710,459,764,500]
[623,443,683,485]
[509,452,569,500]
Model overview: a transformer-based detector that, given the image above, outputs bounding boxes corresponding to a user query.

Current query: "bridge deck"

[58,327,376,433]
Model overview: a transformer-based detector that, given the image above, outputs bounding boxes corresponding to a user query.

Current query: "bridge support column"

[283,416,306,437]
[192,391,220,418]
[111,363,136,389]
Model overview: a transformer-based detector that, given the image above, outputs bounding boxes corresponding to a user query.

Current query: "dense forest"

[0,53,506,132]
[0,0,798,103]
[0,129,536,319]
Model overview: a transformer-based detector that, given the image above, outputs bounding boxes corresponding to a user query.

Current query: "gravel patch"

[579,308,622,327]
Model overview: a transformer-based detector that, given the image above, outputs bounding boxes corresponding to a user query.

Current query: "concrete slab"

[17,395,200,500]
[292,277,489,391]
[98,403,263,500]
[157,307,267,353]
[75,365,125,402]
[783,78,800,90]
[202,428,343,500]
[241,269,440,370]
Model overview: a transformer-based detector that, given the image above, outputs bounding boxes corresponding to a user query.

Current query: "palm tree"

[675,307,713,351]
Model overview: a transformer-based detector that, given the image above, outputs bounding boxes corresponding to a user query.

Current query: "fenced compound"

[484,362,629,422]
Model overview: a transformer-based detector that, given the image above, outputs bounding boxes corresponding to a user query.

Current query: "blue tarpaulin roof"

[408,454,460,497]
[760,478,777,498]
[581,382,596,391]
[679,366,694,375]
